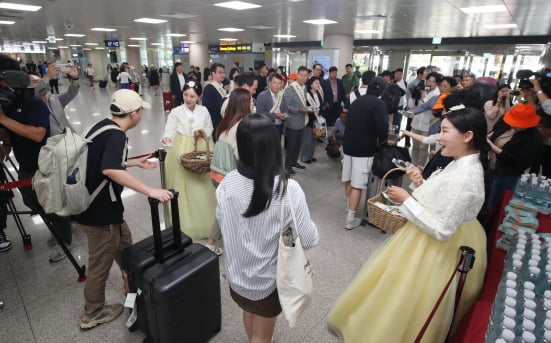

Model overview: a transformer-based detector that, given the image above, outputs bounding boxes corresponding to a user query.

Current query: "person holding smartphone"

[484,84,512,133]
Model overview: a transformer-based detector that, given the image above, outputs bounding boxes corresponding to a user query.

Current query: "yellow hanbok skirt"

[164,134,216,240]
[327,220,487,343]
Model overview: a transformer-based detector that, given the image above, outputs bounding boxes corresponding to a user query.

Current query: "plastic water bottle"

[391,158,412,169]
[514,175,529,199]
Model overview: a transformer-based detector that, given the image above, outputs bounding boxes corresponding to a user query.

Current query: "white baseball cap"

[110,89,151,115]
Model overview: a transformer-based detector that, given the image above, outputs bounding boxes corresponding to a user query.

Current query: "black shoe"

[303,160,312,164]
[0,230,12,252]
[293,163,306,169]
[311,158,317,162]
[286,168,296,175]
[317,139,324,143]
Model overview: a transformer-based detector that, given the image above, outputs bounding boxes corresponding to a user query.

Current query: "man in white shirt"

[410,72,442,166]
[391,68,408,133]
[348,71,375,105]
[86,63,95,89]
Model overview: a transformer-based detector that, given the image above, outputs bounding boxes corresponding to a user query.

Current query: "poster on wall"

[308,49,339,79]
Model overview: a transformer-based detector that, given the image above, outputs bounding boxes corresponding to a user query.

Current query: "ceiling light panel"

[214,1,261,10]
[219,38,238,41]
[460,5,507,14]
[0,2,42,11]
[167,33,187,37]
[484,24,517,29]
[274,34,296,38]
[303,19,338,25]
[134,18,168,24]
[129,37,147,40]
[0,20,15,25]
[218,27,244,32]
[91,28,116,32]
[64,34,86,37]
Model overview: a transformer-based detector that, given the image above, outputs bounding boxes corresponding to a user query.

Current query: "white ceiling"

[0,0,550,49]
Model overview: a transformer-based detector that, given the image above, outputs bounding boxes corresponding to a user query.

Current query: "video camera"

[411,80,425,100]
[516,69,551,95]
[0,70,33,108]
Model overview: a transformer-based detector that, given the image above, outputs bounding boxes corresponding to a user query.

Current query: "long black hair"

[443,107,490,172]
[237,113,288,217]
[492,84,512,106]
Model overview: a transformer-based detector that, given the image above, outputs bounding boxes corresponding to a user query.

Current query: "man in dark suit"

[256,73,285,137]
[169,62,187,106]
[202,63,227,135]
[323,66,346,127]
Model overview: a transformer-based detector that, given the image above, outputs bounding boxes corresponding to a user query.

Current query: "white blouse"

[162,104,213,140]
[400,153,485,241]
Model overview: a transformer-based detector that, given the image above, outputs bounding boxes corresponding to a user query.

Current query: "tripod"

[0,149,33,250]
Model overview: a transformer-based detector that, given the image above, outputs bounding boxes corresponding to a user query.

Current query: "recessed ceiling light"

[484,23,517,29]
[460,5,507,14]
[303,19,338,25]
[127,45,141,47]
[57,46,69,48]
[274,34,296,38]
[167,33,187,37]
[83,48,92,51]
[47,47,58,50]
[219,38,238,41]
[32,40,48,43]
[355,29,381,34]
[69,44,82,47]
[0,3,42,11]
[55,38,64,41]
[160,13,197,20]
[151,43,162,46]
[64,34,85,37]
[91,27,117,32]
[84,42,98,45]
[218,27,244,32]
[248,25,275,30]
[214,1,261,10]
[134,18,168,24]
[0,20,15,25]
[129,37,147,40]
[180,40,196,44]
[95,47,105,50]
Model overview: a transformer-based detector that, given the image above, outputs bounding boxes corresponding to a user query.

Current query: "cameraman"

[530,78,551,115]
[0,55,72,262]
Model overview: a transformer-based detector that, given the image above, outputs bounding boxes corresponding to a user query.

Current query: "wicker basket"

[179,133,212,174]
[367,168,408,234]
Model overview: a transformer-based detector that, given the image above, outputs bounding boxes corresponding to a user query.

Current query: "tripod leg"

[39,211,86,282]
[6,199,32,250]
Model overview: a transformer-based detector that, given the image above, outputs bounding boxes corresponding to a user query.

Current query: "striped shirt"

[216,170,319,301]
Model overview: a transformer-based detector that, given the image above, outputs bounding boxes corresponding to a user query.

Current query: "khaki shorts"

[341,154,373,189]
[230,288,282,318]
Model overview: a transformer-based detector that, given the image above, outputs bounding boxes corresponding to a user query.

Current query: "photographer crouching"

[0,54,72,261]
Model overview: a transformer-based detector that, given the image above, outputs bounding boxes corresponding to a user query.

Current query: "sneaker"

[80,303,124,330]
[0,231,12,252]
[205,244,224,256]
[344,218,362,230]
[49,245,67,263]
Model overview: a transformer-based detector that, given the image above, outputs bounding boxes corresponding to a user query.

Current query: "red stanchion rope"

[0,151,156,191]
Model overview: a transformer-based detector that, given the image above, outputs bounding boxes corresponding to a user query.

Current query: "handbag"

[276,189,314,328]
[371,144,411,179]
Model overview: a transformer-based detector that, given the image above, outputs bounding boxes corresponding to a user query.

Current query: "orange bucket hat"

[287,73,297,80]
[503,103,541,128]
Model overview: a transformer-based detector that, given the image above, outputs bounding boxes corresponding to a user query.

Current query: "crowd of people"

[1,52,551,342]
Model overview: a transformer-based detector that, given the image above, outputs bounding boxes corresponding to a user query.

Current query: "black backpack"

[381,84,405,114]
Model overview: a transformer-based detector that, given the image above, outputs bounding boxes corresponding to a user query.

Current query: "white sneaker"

[49,245,67,263]
[205,244,224,256]
[344,218,362,230]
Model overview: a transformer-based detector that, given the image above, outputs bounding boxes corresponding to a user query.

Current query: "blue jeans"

[489,175,520,210]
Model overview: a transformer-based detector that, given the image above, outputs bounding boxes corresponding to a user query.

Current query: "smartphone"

[510,90,520,96]
[57,63,71,72]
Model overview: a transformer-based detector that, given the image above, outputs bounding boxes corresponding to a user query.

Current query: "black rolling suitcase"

[140,196,221,343]
[99,80,107,88]
[122,191,192,336]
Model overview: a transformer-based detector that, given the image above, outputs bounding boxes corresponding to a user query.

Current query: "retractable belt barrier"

[0,151,156,191]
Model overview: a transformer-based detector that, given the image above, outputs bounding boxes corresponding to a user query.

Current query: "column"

[189,42,210,77]
[388,51,409,71]
[322,34,353,72]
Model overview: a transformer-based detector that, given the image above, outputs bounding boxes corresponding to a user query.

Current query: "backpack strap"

[84,124,122,141]
[354,88,361,99]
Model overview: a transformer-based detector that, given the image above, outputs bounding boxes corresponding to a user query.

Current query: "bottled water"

[391,158,412,169]
[514,175,529,199]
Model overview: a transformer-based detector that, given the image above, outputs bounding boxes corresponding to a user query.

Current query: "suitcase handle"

[149,189,182,263]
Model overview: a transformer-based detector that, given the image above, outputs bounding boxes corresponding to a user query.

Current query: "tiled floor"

[0,76,391,342]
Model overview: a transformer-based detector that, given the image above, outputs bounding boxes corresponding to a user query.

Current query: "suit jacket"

[256,89,279,123]
[323,78,346,108]
[281,84,306,130]
[169,72,187,106]
[203,83,225,130]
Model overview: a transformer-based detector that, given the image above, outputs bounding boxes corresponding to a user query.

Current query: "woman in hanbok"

[327,107,490,343]
[161,81,216,239]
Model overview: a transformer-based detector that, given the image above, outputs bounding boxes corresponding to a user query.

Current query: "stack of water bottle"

[496,173,550,250]
[486,232,551,342]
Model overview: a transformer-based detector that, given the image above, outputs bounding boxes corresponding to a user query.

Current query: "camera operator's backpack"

[33,125,122,216]
[381,84,406,114]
